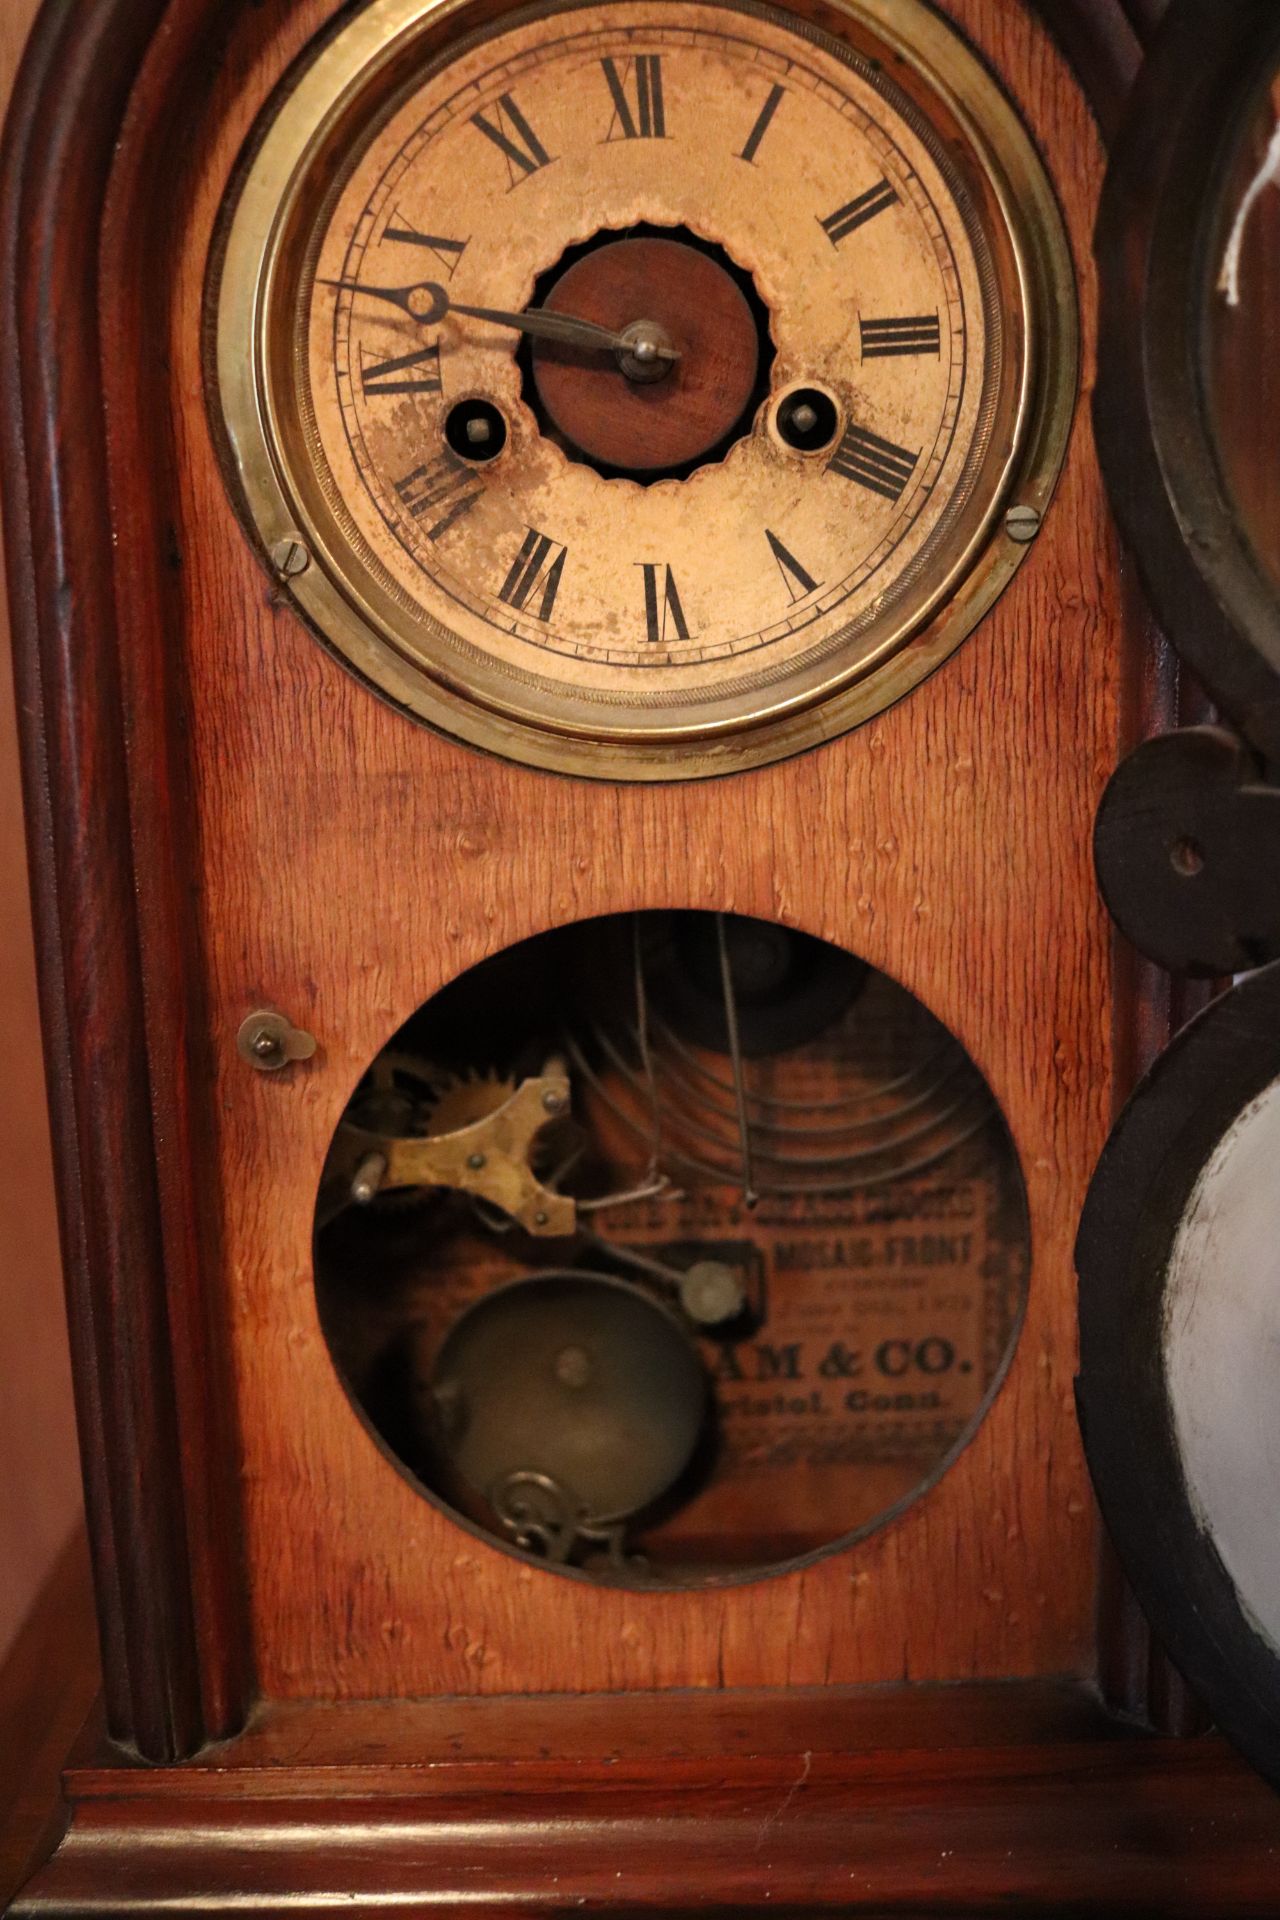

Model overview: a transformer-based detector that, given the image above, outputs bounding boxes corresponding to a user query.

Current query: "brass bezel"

[214,0,1078,782]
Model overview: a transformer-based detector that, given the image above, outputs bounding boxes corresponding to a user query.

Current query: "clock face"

[218,0,1074,775]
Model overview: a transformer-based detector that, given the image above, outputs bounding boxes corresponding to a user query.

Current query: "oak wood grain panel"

[1030,0,1146,139]
[103,0,1122,1700]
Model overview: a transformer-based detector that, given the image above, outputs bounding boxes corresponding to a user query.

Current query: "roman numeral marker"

[765,529,819,603]
[639,563,690,646]
[738,83,784,164]
[383,217,468,279]
[827,423,919,502]
[498,528,567,622]
[471,94,554,187]
[819,179,899,246]
[360,341,442,397]
[394,451,483,539]
[860,313,941,359]
[601,55,666,139]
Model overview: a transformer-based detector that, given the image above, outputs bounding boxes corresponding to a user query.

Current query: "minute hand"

[318,276,679,360]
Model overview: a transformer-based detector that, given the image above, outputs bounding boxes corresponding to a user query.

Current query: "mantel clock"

[4,0,1280,1909]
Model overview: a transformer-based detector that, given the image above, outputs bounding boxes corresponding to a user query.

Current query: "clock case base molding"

[16,1686,1280,1916]
[8,0,1279,1907]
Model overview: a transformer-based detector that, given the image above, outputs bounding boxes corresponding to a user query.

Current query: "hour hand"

[449,299,680,362]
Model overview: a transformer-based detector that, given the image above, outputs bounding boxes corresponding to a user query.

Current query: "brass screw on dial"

[269,536,311,579]
[1004,503,1042,544]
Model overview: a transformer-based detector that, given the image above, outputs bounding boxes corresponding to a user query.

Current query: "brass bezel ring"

[214,0,1078,782]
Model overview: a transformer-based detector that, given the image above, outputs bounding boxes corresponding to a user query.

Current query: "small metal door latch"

[236,1009,317,1073]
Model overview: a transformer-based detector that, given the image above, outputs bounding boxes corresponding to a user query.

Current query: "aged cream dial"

[217,0,1075,777]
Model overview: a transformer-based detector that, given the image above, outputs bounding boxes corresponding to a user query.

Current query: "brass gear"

[338,1056,568,1218]
[425,1068,519,1138]
[344,1049,446,1212]
[347,1048,443,1137]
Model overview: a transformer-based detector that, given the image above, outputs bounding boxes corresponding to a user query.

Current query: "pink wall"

[0,0,84,1661]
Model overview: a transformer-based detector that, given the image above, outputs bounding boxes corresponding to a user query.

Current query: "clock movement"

[313,909,1029,1579]
[4,0,1280,1909]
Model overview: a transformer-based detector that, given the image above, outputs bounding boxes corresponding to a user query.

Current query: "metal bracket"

[332,1065,576,1237]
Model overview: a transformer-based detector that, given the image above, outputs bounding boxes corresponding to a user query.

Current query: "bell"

[424,1272,708,1551]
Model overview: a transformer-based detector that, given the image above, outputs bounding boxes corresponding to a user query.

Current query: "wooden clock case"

[4,0,1280,1909]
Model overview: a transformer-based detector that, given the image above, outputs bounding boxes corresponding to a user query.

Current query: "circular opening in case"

[314,910,1029,1586]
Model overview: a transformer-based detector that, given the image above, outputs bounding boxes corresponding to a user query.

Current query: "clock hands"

[317,274,680,364]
